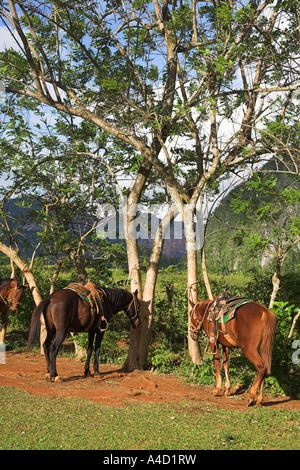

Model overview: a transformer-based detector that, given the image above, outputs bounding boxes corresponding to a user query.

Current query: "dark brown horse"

[27,286,140,381]
[0,278,27,342]
[190,297,277,406]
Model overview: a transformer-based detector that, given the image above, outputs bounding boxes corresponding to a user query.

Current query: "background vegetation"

[3,167,300,399]
[2,236,300,400]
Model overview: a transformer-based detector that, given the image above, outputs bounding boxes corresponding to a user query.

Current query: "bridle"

[2,284,24,310]
[189,300,213,339]
[95,288,140,332]
[125,294,140,323]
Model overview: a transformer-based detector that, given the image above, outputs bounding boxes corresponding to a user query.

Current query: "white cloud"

[0,26,21,52]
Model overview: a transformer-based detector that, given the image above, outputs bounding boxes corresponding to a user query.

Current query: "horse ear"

[133,289,138,297]
[188,298,195,308]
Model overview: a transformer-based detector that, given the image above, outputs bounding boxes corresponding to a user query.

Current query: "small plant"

[149,345,181,373]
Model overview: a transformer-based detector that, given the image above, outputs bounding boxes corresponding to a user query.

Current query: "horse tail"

[260,309,277,375]
[27,297,50,350]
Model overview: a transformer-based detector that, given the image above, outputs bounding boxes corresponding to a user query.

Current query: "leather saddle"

[207,289,252,347]
[64,280,105,331]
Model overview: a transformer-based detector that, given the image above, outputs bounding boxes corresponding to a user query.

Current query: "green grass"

[0,386,299,450]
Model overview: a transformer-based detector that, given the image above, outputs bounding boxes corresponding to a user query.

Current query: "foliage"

[270,301,300,398]
[0,0,299,212]
[0,94,126,278]
[2,253,300,398]
[230,174,300,257]
[204,167,300,282]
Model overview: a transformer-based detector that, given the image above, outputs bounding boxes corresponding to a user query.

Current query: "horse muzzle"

[190,329,200,341]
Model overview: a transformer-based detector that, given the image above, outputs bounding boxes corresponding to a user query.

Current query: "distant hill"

[205,159,300,275]
[1,197,188,262]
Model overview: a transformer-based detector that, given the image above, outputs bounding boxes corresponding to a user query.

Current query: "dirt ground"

[0,350,299,410]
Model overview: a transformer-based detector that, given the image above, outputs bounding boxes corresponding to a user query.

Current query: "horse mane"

[0,278,14,290]
[100,287,131,308]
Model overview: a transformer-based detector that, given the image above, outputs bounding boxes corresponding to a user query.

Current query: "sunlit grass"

[0,386,299,450]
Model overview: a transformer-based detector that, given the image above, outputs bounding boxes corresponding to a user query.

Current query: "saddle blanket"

[64,281,96,302]
[64,281,104,317]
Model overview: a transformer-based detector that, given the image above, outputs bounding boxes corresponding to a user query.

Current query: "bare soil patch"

[0,351,299,410]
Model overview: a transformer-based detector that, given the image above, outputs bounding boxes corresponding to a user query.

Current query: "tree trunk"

[0,243,42,305]
[72,254,88,358]
[121,159,152,371]
[201,246,214,300]
[184,207,202,364]
[10,259,15,278]
[74,252,87,283]
[122,192,145,371]
[123,194,177,370]
[269,267,281,309]
[138,205,177,367]
[49,259,63,294]
[122,227,143,371]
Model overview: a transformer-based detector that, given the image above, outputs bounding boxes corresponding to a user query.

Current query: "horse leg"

[93,329,104,376]
[84,330,95,377]
[242,346,267,406]
[257,374,267,406]
[212,346,223,396]
[49,330,66,382]
[43,329,55,381]
[223,346,231,396]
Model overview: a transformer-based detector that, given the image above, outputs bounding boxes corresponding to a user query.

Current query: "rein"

[0,293,8,305]
[190,301,220,356]
[97,288,139,331]
[125,295,139,322]
[189,300,213,337]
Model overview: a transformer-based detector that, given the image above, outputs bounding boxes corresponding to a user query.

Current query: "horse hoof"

[50,375,61,382]
[213,388,223,397]
[45,373,51,382]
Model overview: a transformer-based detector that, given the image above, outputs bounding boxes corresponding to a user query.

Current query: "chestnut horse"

[27,287,140,381]
[190,298,277,406]
[0,278,27,342]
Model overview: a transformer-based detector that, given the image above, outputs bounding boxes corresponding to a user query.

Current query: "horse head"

[7,280,28,314]
[125,289,140,329]
[189,301,211,341]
